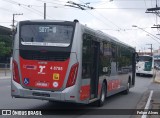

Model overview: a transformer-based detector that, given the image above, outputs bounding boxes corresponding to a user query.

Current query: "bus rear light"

[13,60,20,84]
[66,63,79,88]
[70,96,75,98]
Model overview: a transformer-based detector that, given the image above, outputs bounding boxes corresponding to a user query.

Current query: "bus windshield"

[139,56,152,62]
[20,25,73,47]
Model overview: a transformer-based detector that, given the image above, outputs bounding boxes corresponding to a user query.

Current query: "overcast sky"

[0,0,160,52]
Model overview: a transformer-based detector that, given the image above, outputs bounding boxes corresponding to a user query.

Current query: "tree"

[0,35,12,56]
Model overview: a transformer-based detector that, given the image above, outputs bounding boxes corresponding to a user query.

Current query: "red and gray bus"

[11,20,136,106]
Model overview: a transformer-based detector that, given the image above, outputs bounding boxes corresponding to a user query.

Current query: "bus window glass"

[117,46,132,74]
[20,25,73,47]
[99,42,111,75]
[139,56,152,62]
[110,43,117,75]
[82,34,92,79]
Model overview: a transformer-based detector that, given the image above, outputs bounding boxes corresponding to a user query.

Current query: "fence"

[0,63,11,77]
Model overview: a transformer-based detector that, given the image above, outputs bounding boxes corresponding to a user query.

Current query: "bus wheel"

[48,100,54,103]
[97,82,106,107]
[123,82,130,95]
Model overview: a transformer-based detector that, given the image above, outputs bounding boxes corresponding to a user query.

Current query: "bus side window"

[100,42,112,75]
[117,46,132,74]
[110,43,117,75]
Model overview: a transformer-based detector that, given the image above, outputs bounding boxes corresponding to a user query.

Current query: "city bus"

[136,55,155,77]
[11,20,136,106]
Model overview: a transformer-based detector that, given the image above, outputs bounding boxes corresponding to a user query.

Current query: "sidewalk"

[0,69,11,79]
[0,75,11,79]
[154,70,160,83]
[148,70,160,118]
[0,70,11,79]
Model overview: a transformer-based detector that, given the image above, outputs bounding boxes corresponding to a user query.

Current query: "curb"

[154,80,160,83]
[0,76,11,79]
[153,76,160,83]
[153,71,160,84]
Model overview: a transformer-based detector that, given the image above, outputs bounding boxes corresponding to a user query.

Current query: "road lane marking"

[141,90,153,118]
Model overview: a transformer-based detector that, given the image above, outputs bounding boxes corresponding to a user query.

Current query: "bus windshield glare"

[139,56,152,62]
[20,25,73,47]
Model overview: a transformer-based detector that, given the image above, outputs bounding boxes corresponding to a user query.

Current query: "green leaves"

[0,35,12,56]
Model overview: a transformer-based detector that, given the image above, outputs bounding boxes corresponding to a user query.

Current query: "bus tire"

[123,81,130,95]
[48,100,55,103]
[97,82,106,107]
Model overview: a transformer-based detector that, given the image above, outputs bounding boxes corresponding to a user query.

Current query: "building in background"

[153,48,160,66]
[137,51,151,56]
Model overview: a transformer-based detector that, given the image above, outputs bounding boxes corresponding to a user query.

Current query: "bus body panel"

[12,22,81,103]
[19,56,70,90]
[12,79,79,103]
[11,20,136,105]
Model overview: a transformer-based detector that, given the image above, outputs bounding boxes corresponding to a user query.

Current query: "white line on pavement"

[141,90,153,118]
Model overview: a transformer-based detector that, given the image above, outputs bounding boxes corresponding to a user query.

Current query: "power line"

[1,0,66,8]
[84,10,115,28]
[66,1,94,10]
[36,0,66,7]
[95,7,147,10]
[94,10,121,30]
[78,0,123,30]
[65,1,115,29]
[1,0,56,19]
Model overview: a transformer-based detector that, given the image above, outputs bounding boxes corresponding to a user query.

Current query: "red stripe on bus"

[19,56,69,90]
[80,85,90,101]
[107,79,121,91]
[98,84,102,95]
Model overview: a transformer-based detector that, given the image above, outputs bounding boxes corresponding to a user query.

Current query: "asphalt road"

[0,76,153,118]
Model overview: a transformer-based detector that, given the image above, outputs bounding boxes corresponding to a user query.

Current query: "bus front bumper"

[136,70,153,75]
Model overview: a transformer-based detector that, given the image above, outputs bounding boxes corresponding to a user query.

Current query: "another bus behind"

[136,55,155,77]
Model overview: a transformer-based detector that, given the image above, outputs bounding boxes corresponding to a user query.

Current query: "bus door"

[90,41,100,99]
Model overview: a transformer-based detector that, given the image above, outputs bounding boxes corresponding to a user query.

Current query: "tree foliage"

[0,35,12,56]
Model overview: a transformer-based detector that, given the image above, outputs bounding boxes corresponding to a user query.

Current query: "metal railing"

[0,63,11,77]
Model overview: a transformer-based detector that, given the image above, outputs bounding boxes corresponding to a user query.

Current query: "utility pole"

[12,13,23,31]
[44,3,46,20]
[146,44,153,56]
[146,0,160,29]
